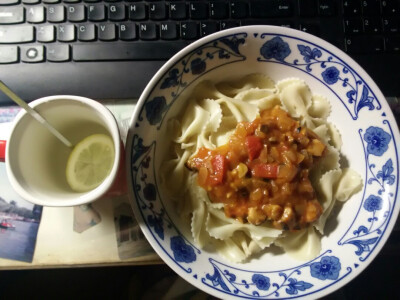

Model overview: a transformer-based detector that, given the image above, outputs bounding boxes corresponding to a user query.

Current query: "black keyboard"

[0,0,399,104]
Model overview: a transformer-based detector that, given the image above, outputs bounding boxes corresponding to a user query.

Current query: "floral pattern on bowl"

[126,26,400,299]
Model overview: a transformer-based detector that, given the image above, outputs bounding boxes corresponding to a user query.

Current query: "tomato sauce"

[187,105,327,231]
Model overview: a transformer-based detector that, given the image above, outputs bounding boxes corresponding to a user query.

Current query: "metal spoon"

[0,81,73,148]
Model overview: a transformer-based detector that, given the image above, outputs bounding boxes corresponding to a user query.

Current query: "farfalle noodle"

[161,74,362,263]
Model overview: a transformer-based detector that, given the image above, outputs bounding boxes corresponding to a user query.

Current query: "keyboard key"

[181,21,198,39]
[22,0,40,4]
[385,36,400,52]
[220,20,240,30]
[243,19,293,27]
[108,4,125,21]
[119,23,136,40]
[0,46,18,64]
[170,2,187,20]
[78,24,96,41]
[343,1,362,16]
[361,0,381,16]
[0,25,34,43]
[278,22,294,28]
[160,21,178,40]
[328,39,345,50]
[344,18,363,34]
[0,0,20,4]
[383,17,399,33]
[381,0,399,15]
[26,6,45,23]
[0,6,24,24]
[274,0,293,16]
[210,1,228,19]
[21,45,44,63]
[139,23,157,40]
[129,3,147,20]
[48,5,65,23]
[230,1,248,19]
[88,4,106,21]
[47,44,70,62]
[73,42,187,61]
[99,23,116,41]
[363,17,382,33]
[319,0,336,16]
[345,35,384,53]
[67,5,86,22]
[345,36,362,52]
[189,2,208,19]
[299,23,319,36]
[37,25,56,42]
[57,24,76,41]
[250,0,293,18]
[44,0,61,3]
[200,21,218,37]
[298,0,318,17]
[149,3,167,20]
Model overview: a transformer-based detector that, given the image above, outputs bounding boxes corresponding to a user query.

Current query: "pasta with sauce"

[161,74,362,263]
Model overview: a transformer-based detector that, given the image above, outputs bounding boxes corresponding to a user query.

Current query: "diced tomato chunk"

[188,147,210,169]
[245,135,263,161]
[251,163,279,179]
[208,154,227,185]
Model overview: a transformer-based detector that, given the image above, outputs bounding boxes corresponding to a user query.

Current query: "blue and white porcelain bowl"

[126,26,400,299]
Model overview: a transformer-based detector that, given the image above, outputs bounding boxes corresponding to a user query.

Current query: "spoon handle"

[0,81,73,148]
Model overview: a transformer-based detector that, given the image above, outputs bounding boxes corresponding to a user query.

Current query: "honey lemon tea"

[4,96,120,207]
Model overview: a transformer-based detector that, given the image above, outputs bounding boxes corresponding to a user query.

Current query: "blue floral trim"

[339,122,397,260]
[130,134,200,272]
[170,236,196,263]
[138,33,247,128]
[257,34,381,119]
[259,36,291,62]
[144,96,168,126]
[201,252,352,298]
[310,256,341,280]
[363,126,391,157]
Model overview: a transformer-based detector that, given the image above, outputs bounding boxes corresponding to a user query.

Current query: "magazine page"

[0,106,43,263]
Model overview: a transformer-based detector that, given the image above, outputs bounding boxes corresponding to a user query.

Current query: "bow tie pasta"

[161,74,362,263]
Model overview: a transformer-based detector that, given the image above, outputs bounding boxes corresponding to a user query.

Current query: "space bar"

[73,42,189,61]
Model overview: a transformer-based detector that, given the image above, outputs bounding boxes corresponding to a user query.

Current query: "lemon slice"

[66,134,115,192]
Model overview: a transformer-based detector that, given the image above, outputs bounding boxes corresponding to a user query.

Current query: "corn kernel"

[236,163,248,178]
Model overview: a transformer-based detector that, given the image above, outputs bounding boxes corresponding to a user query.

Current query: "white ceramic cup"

[0,95,121,207]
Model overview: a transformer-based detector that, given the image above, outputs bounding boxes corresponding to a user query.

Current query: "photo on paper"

[0,106,20,124]
[113,196,155,259]
[0,164,43,263]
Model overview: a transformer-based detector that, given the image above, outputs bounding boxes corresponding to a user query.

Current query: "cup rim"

[5,95,121,207]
